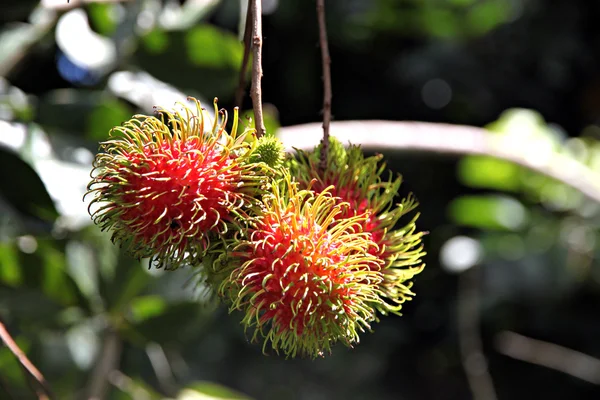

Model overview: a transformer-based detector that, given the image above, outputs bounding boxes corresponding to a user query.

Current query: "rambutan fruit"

[86,98,266,269]
[221,176,384,358]
[289,138,426,315]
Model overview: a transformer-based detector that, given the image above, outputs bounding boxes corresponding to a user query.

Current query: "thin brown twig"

[19,361,49,400]
[234,2,253,108]
[316,0,332,172]
[457,266,498,400]
[0,320,53,400]
[249,0,266,138]
[495,331,600,384]
[277,120,600,204]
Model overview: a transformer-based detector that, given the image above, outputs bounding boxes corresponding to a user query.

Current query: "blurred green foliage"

[353,0,514,39]
[1,0,600,400]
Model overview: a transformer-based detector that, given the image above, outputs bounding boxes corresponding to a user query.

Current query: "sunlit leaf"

[87,2,118,36]
[87,98,132,141]
[129,295,167,323]
[457,156,520,191]
[185,25,243,69]
[142,28,170,54]
[135,27,241,101]
[0,242,22,286]
[449,195,528,231]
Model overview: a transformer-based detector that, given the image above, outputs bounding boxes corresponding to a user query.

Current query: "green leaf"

[86,99,132,141]
[178,382,252,400]
[420,8,459,38]
[457,156,520,191]
[135,27,242,101]
[0,146,58,224]
[449,195,529,231]
[466,0,511,35]
[185,25,243,69]
[0,242,22,286]
[129,295,167,323]
[142,28,170,54]
[87,3,118,36]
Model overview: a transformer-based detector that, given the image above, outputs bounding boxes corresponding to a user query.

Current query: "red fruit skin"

[116,137,241,251]
[87,98,265,269]
[224,185,384,358]
[238,213,362,337]
[312,180,389,260]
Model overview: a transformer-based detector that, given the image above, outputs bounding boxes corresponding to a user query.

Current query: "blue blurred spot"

[57,52,100,86]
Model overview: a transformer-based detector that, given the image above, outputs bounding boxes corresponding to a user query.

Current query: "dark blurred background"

[1,0,600,399]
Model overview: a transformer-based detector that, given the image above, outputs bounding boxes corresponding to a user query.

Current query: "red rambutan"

[289,138,426,315]
[221,176,384,358]
[86,98,265,269]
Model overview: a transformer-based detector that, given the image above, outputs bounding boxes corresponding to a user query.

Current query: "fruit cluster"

[87,98,425,358]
